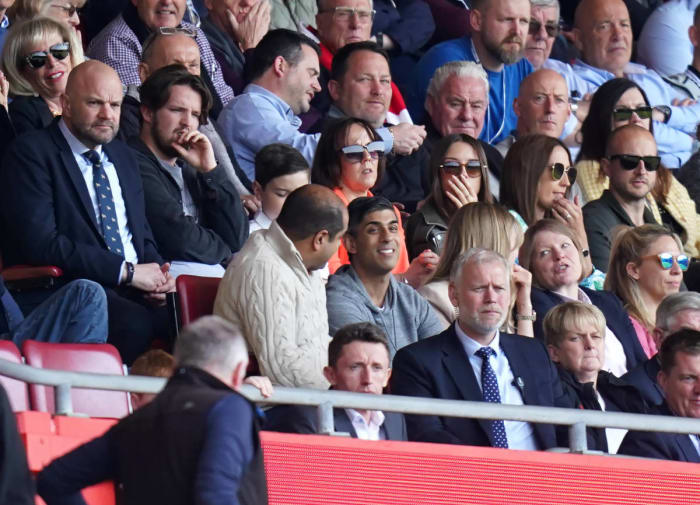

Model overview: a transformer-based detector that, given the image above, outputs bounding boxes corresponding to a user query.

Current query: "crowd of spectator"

[1,0,700,502]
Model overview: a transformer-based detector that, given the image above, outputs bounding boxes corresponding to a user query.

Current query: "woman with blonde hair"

[606,224,687,358]
[418,202,534,336]
[10,0,86,38]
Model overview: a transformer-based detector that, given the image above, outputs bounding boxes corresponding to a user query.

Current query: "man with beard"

[128,65,249,278]
[0,60,175,364]
[410,0,533,142]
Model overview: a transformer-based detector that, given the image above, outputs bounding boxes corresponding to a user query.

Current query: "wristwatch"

[515,310,537,322]
[124,262,135,286]
[375,32,384,49]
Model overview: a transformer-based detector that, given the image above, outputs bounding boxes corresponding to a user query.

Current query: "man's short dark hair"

[140,64,212,125]
[254,144,310,188]
[330,41,390,82]
[247,29,320,82]
[328,322,390,368]
[276,184,345,241]
[659,329,700,374]
[346,196,395,236]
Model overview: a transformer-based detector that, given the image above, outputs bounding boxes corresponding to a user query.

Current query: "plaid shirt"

[87,15,233,106]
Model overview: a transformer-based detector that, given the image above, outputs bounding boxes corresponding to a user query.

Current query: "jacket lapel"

[382,412,403,441]
[333,408,357,438]
[499,334,535,405]
[674,433,700,463]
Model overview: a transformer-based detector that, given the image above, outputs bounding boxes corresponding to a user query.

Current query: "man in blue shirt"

[0,0,12,56]
[410,0,533,142]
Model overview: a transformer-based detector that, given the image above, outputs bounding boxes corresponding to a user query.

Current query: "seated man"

[391,248,571,448]
[87,0,233,119]
[129,65,249,278]
[582,125,659,272]
[664,5,700,101]
[266,322,407,440]
[623,292,700,407]
[618,329,700,462]
[214,184,348,389]
[326,196,442,358]
[0,61,175,364]
[0,277,107,347]
[250,143,310,234]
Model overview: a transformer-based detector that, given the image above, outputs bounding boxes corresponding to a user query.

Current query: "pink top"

[629,316,658,359]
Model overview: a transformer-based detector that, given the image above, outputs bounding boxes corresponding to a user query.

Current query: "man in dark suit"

[391,248,572,449]
[0,60,175,364]
[619,329,700,462]
[623,292,700,407]
[266,322,407,441]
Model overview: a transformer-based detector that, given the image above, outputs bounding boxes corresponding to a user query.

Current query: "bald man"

[0,60,175,364]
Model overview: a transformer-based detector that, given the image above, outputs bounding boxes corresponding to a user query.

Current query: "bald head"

[140,33,201,82]
[514,68,570,137]
[61,61,123,148]
[606,124,656,156]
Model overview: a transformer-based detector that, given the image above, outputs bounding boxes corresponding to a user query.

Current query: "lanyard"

[470,39,507,144]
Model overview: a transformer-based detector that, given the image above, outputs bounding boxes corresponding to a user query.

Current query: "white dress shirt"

[345,409,386,441]
[248,209,273,235]
[454,324,538,450]
[595,392,627,454]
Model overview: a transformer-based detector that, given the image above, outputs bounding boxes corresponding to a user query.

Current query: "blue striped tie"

[84,150,124,258]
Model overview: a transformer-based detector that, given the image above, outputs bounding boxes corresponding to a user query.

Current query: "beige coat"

[213,222,330,389]
[418,279,454,331]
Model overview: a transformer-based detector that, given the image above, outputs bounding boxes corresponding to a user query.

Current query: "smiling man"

[326,196,442,359]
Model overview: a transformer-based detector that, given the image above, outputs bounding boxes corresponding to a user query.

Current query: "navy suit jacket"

[390,325,573,449]
[0,121,162,287]
[622,356,664,407]
[531,287,647,370]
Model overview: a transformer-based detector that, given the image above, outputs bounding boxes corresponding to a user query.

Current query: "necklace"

[470,39,506,144]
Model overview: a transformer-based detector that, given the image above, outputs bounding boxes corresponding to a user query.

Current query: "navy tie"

[84,150,124,257]
[475,346,509,448]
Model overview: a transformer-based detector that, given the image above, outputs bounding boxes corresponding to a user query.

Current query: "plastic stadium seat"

[22,341,130,418]
[0,340,30,411]
[175,275,221,327]
[0,254,63,292]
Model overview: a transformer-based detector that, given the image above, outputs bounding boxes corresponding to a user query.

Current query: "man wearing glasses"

[582,125,660,272]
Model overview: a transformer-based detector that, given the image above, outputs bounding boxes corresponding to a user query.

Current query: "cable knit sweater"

[213,222,330,389]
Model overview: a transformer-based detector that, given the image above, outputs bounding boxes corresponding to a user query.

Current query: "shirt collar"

[253,209,273,229]
[244,83,299,122]
[454,322,501,357]
[345,408,385,428]
[59,119,104,158]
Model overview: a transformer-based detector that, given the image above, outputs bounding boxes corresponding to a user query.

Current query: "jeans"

[10,280,108,347]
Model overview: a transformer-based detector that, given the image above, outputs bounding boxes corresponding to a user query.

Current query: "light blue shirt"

[637,0,700,77]
[572,59,695,167]
[453,323,538,451]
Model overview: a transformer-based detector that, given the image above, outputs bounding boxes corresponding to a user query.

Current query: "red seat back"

[176,275,221,327]
[22,341,130,418]
[0,340,30,411]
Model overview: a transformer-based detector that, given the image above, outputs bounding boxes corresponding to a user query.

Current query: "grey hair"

[449,247,511,285]
[656,292,700,332]
[426,61,490,100]
[174,315,248,377]
[530,0,560,18]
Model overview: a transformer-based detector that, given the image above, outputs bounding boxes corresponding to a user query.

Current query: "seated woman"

[519,219,647,376]
[500,134,600,289]
[404,133,492,261]
[576,77,700,259]
[1,17,83,136]
[606,224,686,359]
[10,0,87,40]
[542,302,649,454]
[312,117,435,287]
[418,202,534,336]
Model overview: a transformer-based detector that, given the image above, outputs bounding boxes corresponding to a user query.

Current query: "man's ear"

[571,28,584,53]
[311,229,329,251]
[60,93,69,118]
[383,367,392,388]
[328,79,341,101]
[323,366,336,385]
[469,8,482,33]
[600,157,611,177]
[138,62,149,84]
[140,105,154,126]
[231,361,246,390]
[252,180,263,202]
[343,232,357,255]
[547,344,561,363]
[657,369,668,393]
[626,260,640,281]
[513,97,521,118]
[273,55,287,77]
[690,25,699,48]
[447,281,458,307]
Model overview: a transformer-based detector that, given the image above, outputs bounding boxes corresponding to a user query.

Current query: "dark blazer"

[530,286,648,370]
[265,404,407,441]
[8,96,54,136]
[618,404,700,462]
[127,137,248,265]
[0,120,162,287]
[372,0,435,55]
[390,324,573,448]
[622,356,664,407]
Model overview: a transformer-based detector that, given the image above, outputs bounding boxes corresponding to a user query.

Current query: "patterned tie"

[475,346,509,448]
[83,150,124,257]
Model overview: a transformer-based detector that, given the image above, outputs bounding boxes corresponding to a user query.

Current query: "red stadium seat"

[22,341,130,418]
[0,340,30,411]
[176,275,221,327]
[0,254,63,292]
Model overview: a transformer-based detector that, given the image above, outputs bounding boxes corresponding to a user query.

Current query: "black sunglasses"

[439,159,484,178]
[549,163,577,184]
[612,106,653,121]
[529,19,560,38]
[339,141,385,163]
[609,154,660,171]
[52,3,80,17]
[24,42,70,69]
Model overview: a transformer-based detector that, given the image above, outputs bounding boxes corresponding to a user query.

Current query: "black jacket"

[127,137,248,265]
[622,355,664,407]
[8,95,54,136]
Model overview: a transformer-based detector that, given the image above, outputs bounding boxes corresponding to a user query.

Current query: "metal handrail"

[2,358,699,454]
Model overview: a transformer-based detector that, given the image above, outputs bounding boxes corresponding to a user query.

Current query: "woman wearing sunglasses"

[606,224,687,359]
[1,17,83,136]
[10,0,86,36]
[576,78,700,260]
[404,133,492,261]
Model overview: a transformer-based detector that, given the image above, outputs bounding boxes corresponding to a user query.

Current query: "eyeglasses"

[320,6,376,23]
[549,163,577,185]
[608,154,660,171]
[612,106,653,122]
[23,42,71,69]
[158,26,197,37]
[641,252,690,272]
[529,19,560,38]
[340,141,385,162]
[439,160,484,178]
[52,3,79,17]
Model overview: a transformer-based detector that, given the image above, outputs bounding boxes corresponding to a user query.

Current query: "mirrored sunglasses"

[528,19,560,38]
[612,106,653,121]
[439,159,484,178]
[340,141,385,162]
[24,42,70,69]
[643,252,690,272]
[549,162,577,185]
[609,154,660,171]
